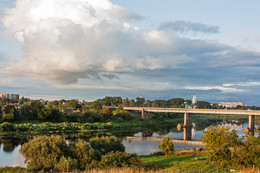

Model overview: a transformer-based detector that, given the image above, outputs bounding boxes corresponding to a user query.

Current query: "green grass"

[0,117,183,135]
[113,117,183,128]
[140,153,229,173]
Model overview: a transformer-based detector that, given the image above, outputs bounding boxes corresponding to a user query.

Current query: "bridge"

[123,107,260,137]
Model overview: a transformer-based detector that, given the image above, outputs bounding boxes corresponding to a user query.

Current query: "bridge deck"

[123,107,260,116]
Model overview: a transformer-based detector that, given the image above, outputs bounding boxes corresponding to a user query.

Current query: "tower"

[192,95,196,108]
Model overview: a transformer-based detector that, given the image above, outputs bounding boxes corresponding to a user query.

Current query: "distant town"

[0,93,258,118]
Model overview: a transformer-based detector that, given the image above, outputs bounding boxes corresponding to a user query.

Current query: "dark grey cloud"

[158,20,219,34]
[101,73,119,80]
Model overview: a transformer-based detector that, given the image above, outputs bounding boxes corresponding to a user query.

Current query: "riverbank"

[0,118,183,136]
[0,149,258,173]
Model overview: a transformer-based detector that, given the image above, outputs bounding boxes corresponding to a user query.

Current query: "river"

[0,114,258,167]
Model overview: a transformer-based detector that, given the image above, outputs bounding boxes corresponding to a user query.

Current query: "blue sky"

[0,0,260,105]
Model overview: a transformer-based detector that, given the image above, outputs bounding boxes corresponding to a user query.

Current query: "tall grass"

[82,168,165,173]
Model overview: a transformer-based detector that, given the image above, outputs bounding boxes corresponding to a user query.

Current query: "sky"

[0,0,260,105]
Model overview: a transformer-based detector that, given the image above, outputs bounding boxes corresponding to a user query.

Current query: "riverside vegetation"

[0,127,259,172]
[0,97,260,172]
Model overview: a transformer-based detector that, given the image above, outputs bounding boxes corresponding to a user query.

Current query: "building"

[192,95,197,105]
[0,93,19,99]
[192,95,197,108]
[218,102,244,108]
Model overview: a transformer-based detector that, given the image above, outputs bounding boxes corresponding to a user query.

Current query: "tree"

[196,101,211,109]
[158,136,174,158]
[67,99,79,109]
[129,99,135,107]
[122,98,129,107]
[102,107,111,115]
[49,100,59,108]
[136,97,145,107]
[2,105,19,122]
[168,98,184,108]
[73,139,98,170]
[90,101,102,112]
[115,105,124,113]
[21,136,69,170]
[0,106,2,118]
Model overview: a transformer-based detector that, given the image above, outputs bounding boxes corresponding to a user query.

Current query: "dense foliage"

[90,136,125,155]
[0,122,113,133]
[99,151,141,169]
[201,126,260,168]
[21,136,69,170]
[20,135,141,171]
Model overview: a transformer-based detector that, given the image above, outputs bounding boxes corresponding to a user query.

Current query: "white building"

[192,95,197,109]
[218,101,244,108]
[192,95,196,104]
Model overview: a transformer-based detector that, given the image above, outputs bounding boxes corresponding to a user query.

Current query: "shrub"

[158,136,174,158]
[54,156,78,172]
[99,151,141,169]
[102,107,112,115]
[2,113,15,122]
[67,113,79,122]
[90,136,125,155]
[201,126,241,150]
[0,122,15,132]
[201,126,260,168]
[21,136,69,170]
[116,105,124,113]
[72,139,99,170]
[232,136,260,167]
[118,112,136,121]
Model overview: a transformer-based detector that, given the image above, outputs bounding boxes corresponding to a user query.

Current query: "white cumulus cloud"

[2,0,176,84]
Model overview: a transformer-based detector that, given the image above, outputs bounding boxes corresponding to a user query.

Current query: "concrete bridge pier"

[147,112,151,120]
[141,110,151,120]
[184,112,192,127]
[249,115,255,135]
[141,109,145,119]
[183,113,193,141]
[183,127,192,141]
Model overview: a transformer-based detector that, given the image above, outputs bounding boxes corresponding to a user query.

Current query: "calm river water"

[0,115,258,167]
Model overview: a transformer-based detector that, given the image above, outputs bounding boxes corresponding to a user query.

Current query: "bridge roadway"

[123,107,259,137]
[123,107,260,116]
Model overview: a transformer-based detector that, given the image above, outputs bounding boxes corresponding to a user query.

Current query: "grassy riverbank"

[0,117,183,135]
[1,149,258,173]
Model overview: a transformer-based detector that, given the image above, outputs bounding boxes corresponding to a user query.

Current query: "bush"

[99,151,141,169]
[201,126,240,150]
[82,111,103,122]
[118,112,136,121]
[90,136,125,155]
[158,136,174,158]
[67,113,79,122]
[102,107,112,115]
[2,114,15,122]
[201,126,260,168]
[21,136,69,170]
[54,156,78,172]
[232,136,260,167]
[0,166,27,173]
[0,122,15,132]
[72,139,99,170]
